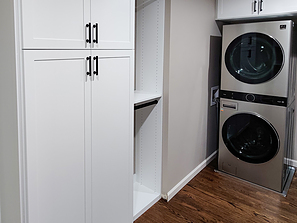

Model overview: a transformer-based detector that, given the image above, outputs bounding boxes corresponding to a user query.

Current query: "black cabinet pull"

[86,23,91,43]
[253,0,257,12]
[93,23,98,44]
[259,0,263,12]
[93,56,99,76]
[86,56,92,76]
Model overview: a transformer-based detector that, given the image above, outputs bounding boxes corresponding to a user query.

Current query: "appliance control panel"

[220,90,287,107]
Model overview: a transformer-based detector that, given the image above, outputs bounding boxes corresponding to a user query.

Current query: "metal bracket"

[210,86,219,107]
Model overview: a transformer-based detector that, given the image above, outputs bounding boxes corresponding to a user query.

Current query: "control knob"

[246,94,255,102]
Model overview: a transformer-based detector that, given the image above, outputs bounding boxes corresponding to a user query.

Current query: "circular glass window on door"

[225,32,284,84]
[222,113,279,164]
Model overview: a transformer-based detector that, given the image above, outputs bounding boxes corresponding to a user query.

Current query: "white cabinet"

[260,0,297,16]
[2,0,135,222]
[24,50,88,223]
[217,0,259,20]
[91,51,133,223]
[91,0,135,49]
[21,0,135,49]
[216,0,297,20]
[23,50,133,223]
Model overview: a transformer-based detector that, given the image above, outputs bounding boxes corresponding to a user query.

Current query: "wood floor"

[135,158,297,223]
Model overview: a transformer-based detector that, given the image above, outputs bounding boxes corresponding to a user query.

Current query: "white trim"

[286,158,297,167]
[164,150,218,202]
[14,0,27,222]
[133,194,161,221]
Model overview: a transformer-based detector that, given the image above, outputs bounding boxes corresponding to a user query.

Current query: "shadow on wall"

[206,36,222,158]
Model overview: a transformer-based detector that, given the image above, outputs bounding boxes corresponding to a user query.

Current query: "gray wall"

[206,36,221,158]
[162,0,221,195]
[0,0,21,222]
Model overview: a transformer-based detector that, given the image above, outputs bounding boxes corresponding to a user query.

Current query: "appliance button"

[246,94,255,102]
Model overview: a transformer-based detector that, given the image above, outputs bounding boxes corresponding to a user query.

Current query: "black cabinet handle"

[253,0,257,12]
[86,23,91,43]
[259,0,263,12]
[93,56,99,76]
[93,23,98,44]
[86,56,92,76]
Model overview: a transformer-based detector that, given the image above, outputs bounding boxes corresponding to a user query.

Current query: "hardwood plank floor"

[135,158,297,223]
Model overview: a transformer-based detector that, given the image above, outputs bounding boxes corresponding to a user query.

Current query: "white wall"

[162,0,220,197]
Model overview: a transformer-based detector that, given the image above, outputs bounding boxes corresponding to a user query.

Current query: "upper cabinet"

[217,0,259,20]
[216,0,297,21]
[21,0,135,49]
[259,0,297,16]
[91,0,134,49]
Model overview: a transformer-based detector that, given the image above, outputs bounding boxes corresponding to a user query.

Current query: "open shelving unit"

[133,178,160,220]
[133,0,165,220]
[134,91,161,105]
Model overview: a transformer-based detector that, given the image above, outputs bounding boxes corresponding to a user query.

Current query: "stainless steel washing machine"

[218,94,295,193]
[221,20,296,103]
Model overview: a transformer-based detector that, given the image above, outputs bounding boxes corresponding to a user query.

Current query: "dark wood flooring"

[135,158,297,223]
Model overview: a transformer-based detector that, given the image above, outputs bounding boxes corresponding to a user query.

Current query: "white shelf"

[133,0,164,220]
[134,91,161,105]
[133,181,161,221]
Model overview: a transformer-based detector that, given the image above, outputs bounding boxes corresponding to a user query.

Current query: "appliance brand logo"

[280,25,287,30]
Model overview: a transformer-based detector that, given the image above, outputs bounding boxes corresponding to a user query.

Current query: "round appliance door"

[222,113,279,164]
[225,32,284,84]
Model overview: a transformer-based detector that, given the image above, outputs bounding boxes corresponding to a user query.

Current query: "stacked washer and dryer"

[218,20,297,194]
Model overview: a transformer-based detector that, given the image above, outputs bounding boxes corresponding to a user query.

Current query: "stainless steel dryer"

[218,95,295,193]
[221,20,296,102]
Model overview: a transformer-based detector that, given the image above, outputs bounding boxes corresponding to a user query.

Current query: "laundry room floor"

[135,157,297,223]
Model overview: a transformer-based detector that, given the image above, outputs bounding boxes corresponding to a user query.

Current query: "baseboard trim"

[164,150,217,202]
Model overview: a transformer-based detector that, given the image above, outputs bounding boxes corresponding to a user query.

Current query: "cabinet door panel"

[23,51,90,223]
[259,0,297,16]
[91,0,135,49]
[91,51,133,223]
[22,0,91,49]
[217,0,258,20]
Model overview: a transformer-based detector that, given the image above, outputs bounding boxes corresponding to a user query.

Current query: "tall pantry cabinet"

[1,0,134,223]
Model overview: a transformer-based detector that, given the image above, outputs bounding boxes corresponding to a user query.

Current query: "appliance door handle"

[93,23,98,44]
[222,104,237,110]
[248,36,252,45]
[86,23,91,44]
[248,49,252,58]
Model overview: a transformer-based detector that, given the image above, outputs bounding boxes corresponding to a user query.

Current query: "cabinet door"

[91,51,133,223]
[23,50,91,223]
[22,0,91,49]
[217,0,258,20]
[91,0,135,49]
[259,0,297,16]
